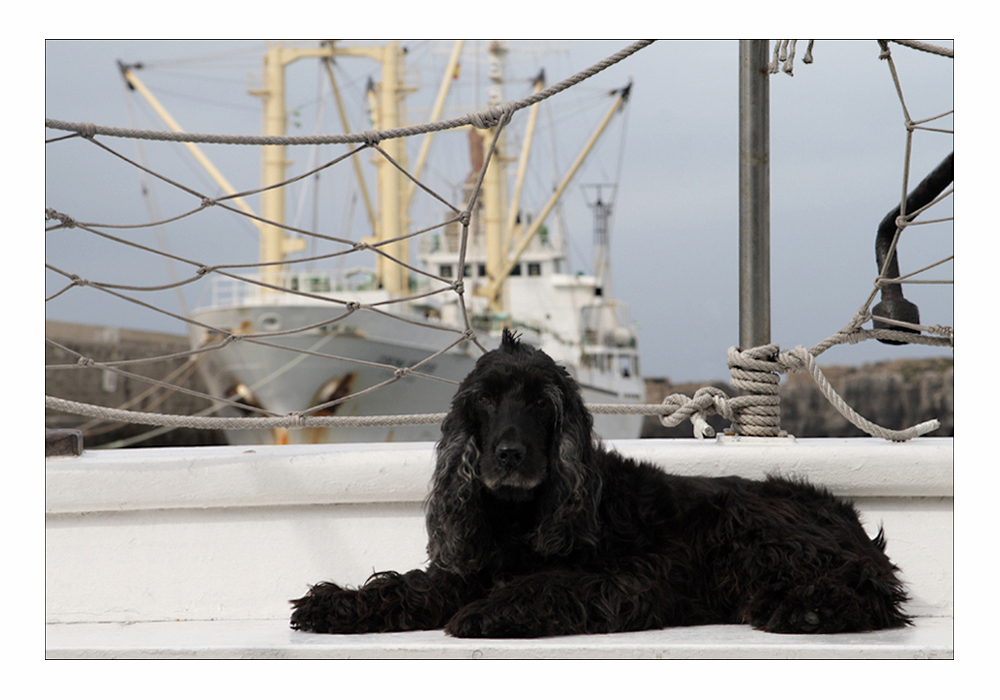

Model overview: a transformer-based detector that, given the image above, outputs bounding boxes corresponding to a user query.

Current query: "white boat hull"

[189,303,644,445]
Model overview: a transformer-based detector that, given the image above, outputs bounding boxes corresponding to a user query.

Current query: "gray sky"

[44,40,953,381]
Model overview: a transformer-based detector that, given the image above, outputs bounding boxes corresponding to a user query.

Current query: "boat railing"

[197,269,380,310]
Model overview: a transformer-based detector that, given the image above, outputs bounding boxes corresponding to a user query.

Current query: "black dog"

[290,330,909,637]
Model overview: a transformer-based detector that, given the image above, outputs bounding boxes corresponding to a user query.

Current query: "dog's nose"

[495,441,526,468]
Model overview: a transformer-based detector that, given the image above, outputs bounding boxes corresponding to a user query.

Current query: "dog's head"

[461,329,568,500]
[426,329,601,573]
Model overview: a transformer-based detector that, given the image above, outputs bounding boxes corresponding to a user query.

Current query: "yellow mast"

[328,41,409,295]
[483,85,630,309]
[376,41,408,295]
[122,41,414,297]
[253,41,410,295]
[483,41,509,313]
[504,69,545,258]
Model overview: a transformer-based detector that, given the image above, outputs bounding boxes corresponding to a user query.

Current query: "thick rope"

[720,342,942,441]
[727,345,783,437]
[886,40,953,59]
[45,396,447,429]
[781,346,940,441]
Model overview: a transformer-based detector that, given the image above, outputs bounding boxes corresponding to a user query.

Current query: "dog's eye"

[479,395,494,408]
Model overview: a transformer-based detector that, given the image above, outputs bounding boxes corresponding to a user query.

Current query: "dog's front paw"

[290,581,356,633]
[749,582,853,634]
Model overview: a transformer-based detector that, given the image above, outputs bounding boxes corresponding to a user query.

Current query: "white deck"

[46,616,952,660]
[45,437,953,659]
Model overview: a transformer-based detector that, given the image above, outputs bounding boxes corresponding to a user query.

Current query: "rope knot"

[77,356,96,367]
[79,122,97,139]
[286,411,306,428]
[201,197,217,208]
[361,130,381,147]
[452,280,465,295]
[345,301,361,313]
[394,367,410,380]
[196,265,216,277]
[779,346,811,374]
[70,274,90,288]
[46,209,77,229]
[468,105,510,130]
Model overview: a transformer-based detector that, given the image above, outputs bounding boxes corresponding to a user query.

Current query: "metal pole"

[738,40,771,349]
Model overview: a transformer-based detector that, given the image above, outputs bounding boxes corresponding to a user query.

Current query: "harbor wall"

[45,321,227,448]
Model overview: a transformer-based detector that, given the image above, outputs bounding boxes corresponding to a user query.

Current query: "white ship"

[127,41,644,444]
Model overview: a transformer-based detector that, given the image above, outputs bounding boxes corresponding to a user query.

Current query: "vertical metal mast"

[484,40,509,313]
[738,40,771,349]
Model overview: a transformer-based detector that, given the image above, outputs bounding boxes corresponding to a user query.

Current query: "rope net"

[45,40,952,446]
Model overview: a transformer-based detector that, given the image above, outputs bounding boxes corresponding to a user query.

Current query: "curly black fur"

[290,330,910,637]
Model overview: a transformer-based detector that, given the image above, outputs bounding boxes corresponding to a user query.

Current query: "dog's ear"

[531,367,603,556]
[425,383,489,575]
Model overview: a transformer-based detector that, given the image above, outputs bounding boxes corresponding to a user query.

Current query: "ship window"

[511,263,522,276]
[439,264,453,278]
[528,262,542,276]
[477,264,487,277]
[309,276,331,293]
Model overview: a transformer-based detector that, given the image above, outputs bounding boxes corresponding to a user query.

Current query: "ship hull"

[189,303,643,444]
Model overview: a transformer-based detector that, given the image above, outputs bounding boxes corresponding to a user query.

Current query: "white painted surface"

[45,617,953,659]
[45,437,953,658]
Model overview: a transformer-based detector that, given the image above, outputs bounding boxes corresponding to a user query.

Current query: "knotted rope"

[720,343,940,441]
[649,330,947,442]
[727,345,784,437]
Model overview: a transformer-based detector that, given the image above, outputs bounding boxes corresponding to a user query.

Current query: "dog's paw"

[289,581,353,633]
[749,583,855,634]
[445,600,539,638]
[445,601,500,637]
